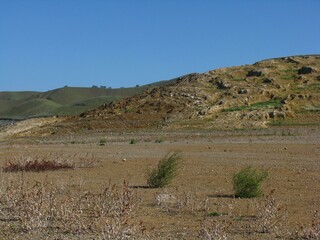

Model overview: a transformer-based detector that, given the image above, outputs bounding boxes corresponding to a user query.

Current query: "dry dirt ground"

[0,126,319,239]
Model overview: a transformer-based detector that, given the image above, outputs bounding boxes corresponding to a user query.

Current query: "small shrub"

[147,152,182,188]
[155,138,164,143]
[99,138,106,146]
[130,139,138,144]
[208,211,223,217]
[233,166,268,198]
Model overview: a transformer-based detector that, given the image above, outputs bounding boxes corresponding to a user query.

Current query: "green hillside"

[48,96,121,116]
[0,91,39,101]
[38,87,143,105]
[0,81,175,119]
[2,98,61,119]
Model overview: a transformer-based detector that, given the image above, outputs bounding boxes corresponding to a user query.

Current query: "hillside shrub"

[233,166,268,198]
[147,152,182,188]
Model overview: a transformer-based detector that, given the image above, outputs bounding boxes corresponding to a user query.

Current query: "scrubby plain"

[1,55,319,239]
[0,126,319,239]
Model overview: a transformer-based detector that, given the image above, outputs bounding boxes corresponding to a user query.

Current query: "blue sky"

[1,1,319,91]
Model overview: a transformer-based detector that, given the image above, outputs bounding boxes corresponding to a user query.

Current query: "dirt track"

[0,126,319,239]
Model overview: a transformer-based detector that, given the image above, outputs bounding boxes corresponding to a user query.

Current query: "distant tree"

[92,85,98,88]
[135,84,140,88]
[64,85,68,88]
[108,87,112,89]
[100,85,106,89]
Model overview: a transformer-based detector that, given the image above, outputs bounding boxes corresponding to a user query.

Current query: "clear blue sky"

[1,1,319,92]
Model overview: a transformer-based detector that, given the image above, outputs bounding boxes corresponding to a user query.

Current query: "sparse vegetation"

[99,138,107,146]
[0,128,319,239]
[155,190,209,214]
[293,83,320,94]
[199,219,228,240]
[3,159,74,172]
[208,211,223,217]
[223,100,281,112]
[1,55,320,239]
[0,176,146,239]
[295,211,320,240]
[155,138,164,143]
[2,153,99,173]
[147,152,182,188]
[130,139,138,144]
[255,190,284,234]
[233,166,268,198]
[269,119,320,127]
[301,105,320,113]
[280,67,298,80]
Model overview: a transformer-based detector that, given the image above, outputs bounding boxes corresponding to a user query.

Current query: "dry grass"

[3,159,74,172]
[0,128,319,240]
[295,211,320,240]
[0,168,318,239]
[199,219,229,240]
[0,174,148,239]
[2,153,99,172]
[152,188,320,239]
[155,190,209,214]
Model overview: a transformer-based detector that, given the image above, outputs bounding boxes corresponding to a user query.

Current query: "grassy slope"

[0,87,132,119]
[2,98,62,119]
[0,92,41,116]
[48,96,121,116]
[38,87,145,105]
[0,81,175,119]
[0,91,39,101]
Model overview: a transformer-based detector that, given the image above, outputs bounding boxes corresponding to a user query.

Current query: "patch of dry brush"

[2,153,99,172]
[0,175,148,239]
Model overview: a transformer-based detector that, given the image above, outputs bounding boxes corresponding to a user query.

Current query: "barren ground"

[0,126,319,239]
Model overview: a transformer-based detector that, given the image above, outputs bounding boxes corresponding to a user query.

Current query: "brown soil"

[0,126,319,239]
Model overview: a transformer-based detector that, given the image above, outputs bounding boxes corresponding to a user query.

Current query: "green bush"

[233,166,268,198]
[147,152,182,188]
[99,138,106,146]
[130,139,138,144]
[155,138,164,143]
[208,211,223,217]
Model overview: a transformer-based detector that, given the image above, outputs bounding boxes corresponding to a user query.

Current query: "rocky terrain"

[1,55,319,137]
[44,55,320,134]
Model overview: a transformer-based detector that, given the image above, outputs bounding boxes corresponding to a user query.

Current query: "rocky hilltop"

[14,55,320,135]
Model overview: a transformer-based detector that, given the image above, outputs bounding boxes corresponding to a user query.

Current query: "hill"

[0,82,174,119]
[53,55,320,133]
